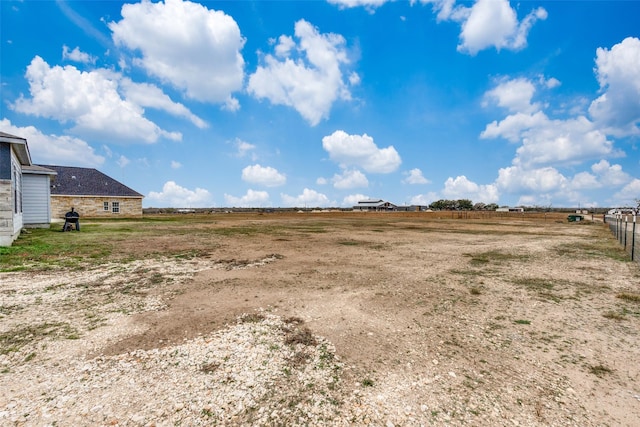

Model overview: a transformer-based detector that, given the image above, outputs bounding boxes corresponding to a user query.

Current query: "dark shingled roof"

[39,165,143,198]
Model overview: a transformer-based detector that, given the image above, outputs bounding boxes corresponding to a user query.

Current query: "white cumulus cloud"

[322,130,401,173]
[442,175,499,203]
[281,188,334,207]
[403,168,430,184]
[109,0,245,106]
[589,37,640,137]
[342,193,370,207]
[224,189,270,207]
[11,56,191,143]
[0,118,104,167]
[119,78,208,129]
[410,192,439,206]
[495,166,568,194]
[248,20,356,126]
[241,164,286,187]
[62,45,96,64]
[232,138,257,160]
[327,0,389,11]
[570,172,600,190]
[613,179,640,206]
[416,0,546,55]
[512,116,614,168]
[332,169,368,189]
[590,160,631,186]
[483,77,539,113]
[116,155,130,168]
[458,0,547,55]
[147,181,213,208]
[481,78,617,168]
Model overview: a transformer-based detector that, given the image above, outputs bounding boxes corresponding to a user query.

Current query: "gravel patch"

[1,313,350,426]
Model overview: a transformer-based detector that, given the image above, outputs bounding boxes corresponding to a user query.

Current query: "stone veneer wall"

[51,196,143,219]
[0,180,14,244]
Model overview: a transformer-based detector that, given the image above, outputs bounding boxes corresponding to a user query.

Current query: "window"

[103,201,109,211]
[112,201,120,213]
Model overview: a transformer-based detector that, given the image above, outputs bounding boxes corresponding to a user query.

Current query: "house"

[1,133,59,245]
[1,130,145,246]
[0,132,32,246]
[40,165,144,219]
[353,199,397,211]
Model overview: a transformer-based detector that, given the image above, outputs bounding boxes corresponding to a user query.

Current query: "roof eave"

[22,165,57,176]
[0,135,32,166]
[51,194,144,199]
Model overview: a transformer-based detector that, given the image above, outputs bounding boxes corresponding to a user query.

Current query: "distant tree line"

[428,199,499,211]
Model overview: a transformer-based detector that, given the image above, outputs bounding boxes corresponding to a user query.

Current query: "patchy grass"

[555,240,629,262]
[239,313,266,323]
[200,362,220,374]
[512,277,555,291]
[603,311,626,321]
[210,225,282,237]
[284,327,317,347]
[338,240,362,246]
[0,231,105,271]
[0,322,80,354]
[511,277,605,302]
[464,250,528,266]
[617,293,640,303]
[603,307,640,320]
[361,378,375,387]
[588,364,613,377]
[511,277,563,302]
[449,268,486,277]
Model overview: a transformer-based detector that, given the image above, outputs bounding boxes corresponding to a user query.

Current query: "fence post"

[632,215,636,262]
[618,214,623,243]
[624,216,628,250]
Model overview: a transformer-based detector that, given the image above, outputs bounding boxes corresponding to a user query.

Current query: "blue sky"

[1,0,639,209]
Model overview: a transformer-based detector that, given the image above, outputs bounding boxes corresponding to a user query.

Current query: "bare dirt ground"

[1,212,639,426]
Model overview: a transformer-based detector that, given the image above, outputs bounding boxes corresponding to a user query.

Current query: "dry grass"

[2,211,639,426]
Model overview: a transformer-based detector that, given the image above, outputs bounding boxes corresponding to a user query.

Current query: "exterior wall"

[0,179,14,246]
[23,173,51,227]
[11,155,23,236]
[0,148,23,246]
[51,196,143,219]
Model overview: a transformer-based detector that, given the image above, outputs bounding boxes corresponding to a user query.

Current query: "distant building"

[496,207,524,213]
[353,199,397,211]
[396,205,427,212]
[608,208,636,215]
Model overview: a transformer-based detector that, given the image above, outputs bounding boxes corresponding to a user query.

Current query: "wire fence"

[605,215,638,263]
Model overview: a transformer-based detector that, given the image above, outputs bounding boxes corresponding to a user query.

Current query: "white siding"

[23,173,51,226]
[11,152,23,236]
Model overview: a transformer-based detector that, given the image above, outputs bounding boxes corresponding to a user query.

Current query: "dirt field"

[1,212,639,426]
